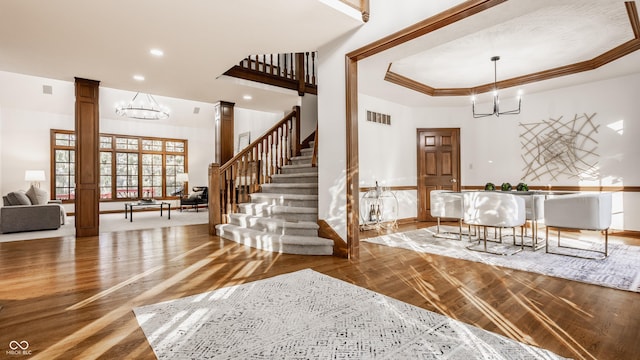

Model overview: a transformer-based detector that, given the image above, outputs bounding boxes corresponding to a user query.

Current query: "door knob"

[450,178,457,183]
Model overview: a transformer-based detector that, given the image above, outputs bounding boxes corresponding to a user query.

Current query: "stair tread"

[271,172,318,178]
[250,193,318,199]
[282,164,315,169]
[228,213,319,229]
[217,224,332,246]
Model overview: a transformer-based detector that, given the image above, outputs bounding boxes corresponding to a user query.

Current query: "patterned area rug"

[364,226,640,293]
[134,269,565,359]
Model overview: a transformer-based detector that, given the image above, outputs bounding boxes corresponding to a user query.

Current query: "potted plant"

[501,182,512,191]
[516,182,529,191]
[484,182,496,191]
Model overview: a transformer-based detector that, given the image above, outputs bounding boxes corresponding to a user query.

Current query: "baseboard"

[317,220,348,258]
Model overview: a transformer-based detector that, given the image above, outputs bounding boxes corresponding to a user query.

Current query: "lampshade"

[176,173,189,182]
[25,170,45,182]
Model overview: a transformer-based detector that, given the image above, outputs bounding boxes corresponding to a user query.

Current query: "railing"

[224,52,317,95]
[210,106,301,225]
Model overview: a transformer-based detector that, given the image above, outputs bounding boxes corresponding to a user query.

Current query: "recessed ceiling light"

[243,95,252,100]
[150,48,164,57]
[133,75,145,81]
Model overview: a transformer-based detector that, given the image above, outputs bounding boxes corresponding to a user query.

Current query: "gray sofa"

[1,188,65,234]
[0,204,62,233]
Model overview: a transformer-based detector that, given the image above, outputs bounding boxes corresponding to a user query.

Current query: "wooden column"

[208,163,221,235]
[215,101,235,165]
[74,78,100,237]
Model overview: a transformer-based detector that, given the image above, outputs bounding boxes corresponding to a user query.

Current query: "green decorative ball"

[501,182,512,191]
[484,182,496,191]
[516,182,529,191]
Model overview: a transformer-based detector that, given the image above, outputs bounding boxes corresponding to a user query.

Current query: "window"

[53,132,76,200]
[51,130,188,202]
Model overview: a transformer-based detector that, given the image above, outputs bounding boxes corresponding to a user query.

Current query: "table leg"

[168,204,171,219]
[160,204,163,217]
[130,206,133,222]
[125,204,128,219]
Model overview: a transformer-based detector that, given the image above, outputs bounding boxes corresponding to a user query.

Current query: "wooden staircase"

[215,143,333,255]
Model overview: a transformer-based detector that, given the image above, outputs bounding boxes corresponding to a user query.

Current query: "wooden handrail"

[224,52,318,95]
[212,106,301,225]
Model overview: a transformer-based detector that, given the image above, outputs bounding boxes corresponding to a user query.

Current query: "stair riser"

[216,228,332,256]
[290,158,312,165]
[301,149,313,156]
[281,167,317,174]
[272,213,318,222]
[270,176,317,184]
[261,187,318,195]
[250,197,318,208]
[228,218,318,236]
[238,206,317,220]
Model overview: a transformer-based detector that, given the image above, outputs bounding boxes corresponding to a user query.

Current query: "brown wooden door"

[417,128,461,221]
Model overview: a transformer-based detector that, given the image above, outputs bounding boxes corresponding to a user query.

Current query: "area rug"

[364,226,640,293]
[134,269,564,359]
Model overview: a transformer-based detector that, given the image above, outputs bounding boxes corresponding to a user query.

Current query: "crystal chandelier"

[471,56,522,118]
[115,92,170,120]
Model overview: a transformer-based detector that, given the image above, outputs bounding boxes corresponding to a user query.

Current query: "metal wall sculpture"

[519,113,599,181]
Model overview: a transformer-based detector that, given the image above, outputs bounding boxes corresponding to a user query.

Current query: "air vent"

[366,110,391,125]
[42,85,53,95]
[193,107,200,114]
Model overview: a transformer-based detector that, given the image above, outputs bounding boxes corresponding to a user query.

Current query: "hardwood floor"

[0,222,638,359]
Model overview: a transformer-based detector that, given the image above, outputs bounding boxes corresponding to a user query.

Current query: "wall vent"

[366,110,391,125]
[42,85,53,95]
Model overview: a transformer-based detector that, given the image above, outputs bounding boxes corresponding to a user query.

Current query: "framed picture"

[237,131,251,153]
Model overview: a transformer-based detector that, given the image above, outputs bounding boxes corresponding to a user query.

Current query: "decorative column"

[214,101,235,165]
[74,78,100,237]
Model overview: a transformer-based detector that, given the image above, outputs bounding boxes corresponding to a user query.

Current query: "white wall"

[300,94,318,140]
[234,107,283,154]
[318,0,466,239]
[357,73,640,230]
[0,71,218,213]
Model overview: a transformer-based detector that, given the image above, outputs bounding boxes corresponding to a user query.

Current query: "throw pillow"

[7,191,32,205]
[188,190,203,200]
[26,185,50,205]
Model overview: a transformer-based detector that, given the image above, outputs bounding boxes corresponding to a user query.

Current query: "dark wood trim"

[347,0,507,61]
[461,185,640,192]
[359,185,418,192]
[74,78,100,238]
[346,56,360,259]
[627,1,640,39]
[318,220,348,258]
[209,163,221,234]
[345,0,503,259]
[223,66,318,96]
[384,2,640,97]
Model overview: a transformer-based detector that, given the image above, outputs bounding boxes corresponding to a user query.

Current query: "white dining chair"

[430,190,469,240]
[544,192,612,259]
[463,191,526,255]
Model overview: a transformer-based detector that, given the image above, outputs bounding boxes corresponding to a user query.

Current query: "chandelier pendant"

[472,56,522,118]
[115,92,170,120]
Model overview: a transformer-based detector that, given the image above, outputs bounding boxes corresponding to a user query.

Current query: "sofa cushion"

[26,185,50,205]
[6,191,32,205]
[188,190,203,199]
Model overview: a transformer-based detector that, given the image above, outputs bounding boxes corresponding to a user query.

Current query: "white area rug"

[134,269,565,359]
[364,226,640,293]
[0,210,208,243]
